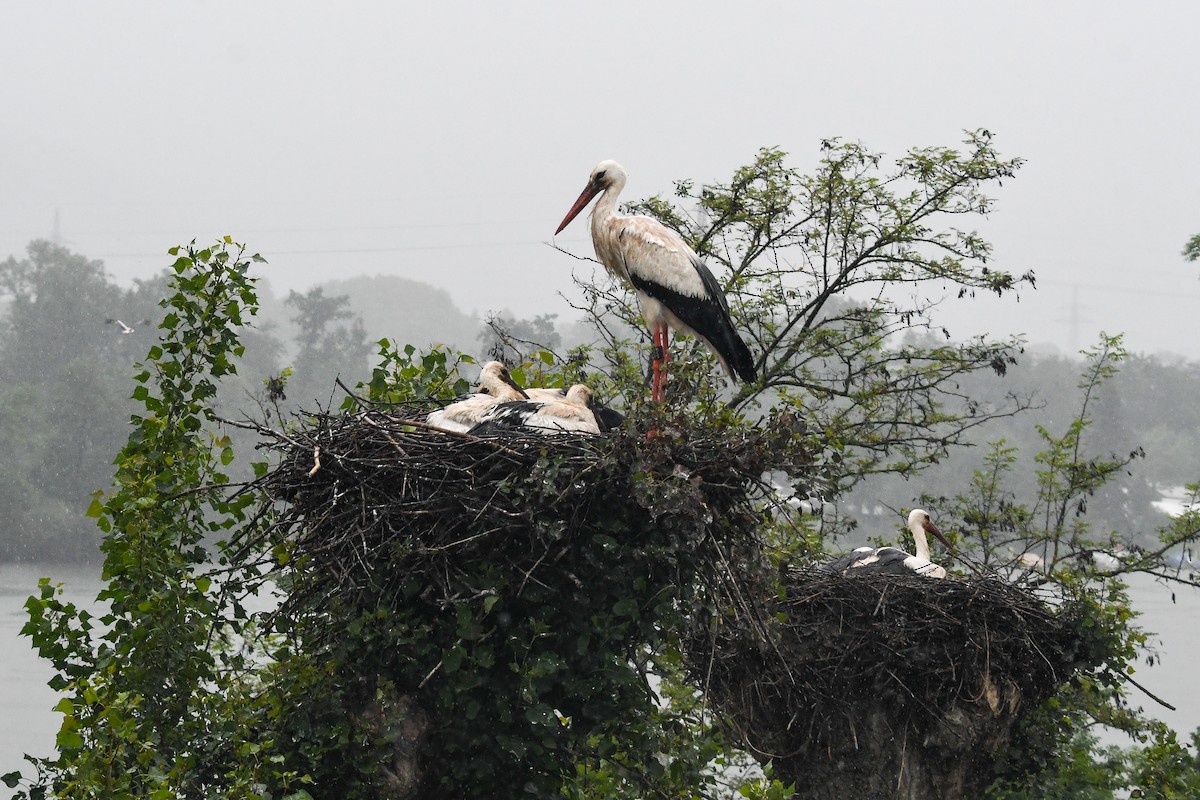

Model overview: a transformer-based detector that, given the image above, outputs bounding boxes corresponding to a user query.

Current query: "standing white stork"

[822,509,953,579]
[424,361,528,433]
[555,160,755,402]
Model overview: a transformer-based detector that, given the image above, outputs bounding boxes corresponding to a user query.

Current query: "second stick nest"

[688,567,1094,796]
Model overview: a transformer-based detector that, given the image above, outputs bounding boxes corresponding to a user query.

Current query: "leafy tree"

[7,239,288,798]
[566,131,1037,496]
[1123,726,1200,799]
[282,286,371,408]
[0,241,164,559]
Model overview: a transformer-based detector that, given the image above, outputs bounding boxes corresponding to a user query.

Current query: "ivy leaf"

[85,492,105,519]
[55,729,83,750]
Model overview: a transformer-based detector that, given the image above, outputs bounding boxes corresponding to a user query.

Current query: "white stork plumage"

[424,361,528,433]
[1077,545,1127,574]
[823,509,953,579]
[521,385,625,432]
[555,160,755,403]
[469,383,623,436]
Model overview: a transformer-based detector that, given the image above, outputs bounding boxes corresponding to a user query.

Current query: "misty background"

[2,0,1200,778]
[2,3,1198,359]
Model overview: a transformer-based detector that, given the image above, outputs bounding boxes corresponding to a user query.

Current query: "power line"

[89,237,587,261]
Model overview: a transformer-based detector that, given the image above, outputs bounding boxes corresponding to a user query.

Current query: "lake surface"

[0,563,104,779]
[2,565,1197,778]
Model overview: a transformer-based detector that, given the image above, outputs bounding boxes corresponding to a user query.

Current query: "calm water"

[0,564,104,779]
[2,565,1197,778]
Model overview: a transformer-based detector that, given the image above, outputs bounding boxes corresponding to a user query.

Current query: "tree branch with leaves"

[564,131,1036,492]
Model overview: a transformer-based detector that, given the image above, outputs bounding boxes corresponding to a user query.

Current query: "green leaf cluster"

[578,132,1034,492]
[10,239,295,799]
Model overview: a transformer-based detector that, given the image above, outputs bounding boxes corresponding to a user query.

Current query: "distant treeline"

[842,344,1200,543]
[0,241,507,561]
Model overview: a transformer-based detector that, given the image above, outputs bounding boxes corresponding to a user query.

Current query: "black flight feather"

[628,256,756,384]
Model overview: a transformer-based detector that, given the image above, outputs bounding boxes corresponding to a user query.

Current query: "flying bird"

[555,160,755,402]
[424,361,528,433]
[106,319,136,334]
[469,383,623,436]
[822,509,953,579]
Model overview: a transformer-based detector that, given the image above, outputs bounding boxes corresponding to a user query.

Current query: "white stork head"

[907,509,952,557]
[555,160,628,234]
[562,383,594,408]
[476,361,528,401]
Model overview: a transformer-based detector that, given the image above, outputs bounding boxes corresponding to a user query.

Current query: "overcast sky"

[3,1,1197,359]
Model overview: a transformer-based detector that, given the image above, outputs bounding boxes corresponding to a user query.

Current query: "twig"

[1119,669,1177,711]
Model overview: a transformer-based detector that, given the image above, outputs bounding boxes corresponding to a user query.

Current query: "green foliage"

[1125,726,1200,798]
[575,132,1034,491]
[11,239,283,799]
[987,729,1124,800]
[988,725,1200,800]
[356,339,474,405]
[1183,233,1200,263]
[0,241,165,558]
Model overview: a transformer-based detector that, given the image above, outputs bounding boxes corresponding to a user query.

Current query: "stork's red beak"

[924,520,952,551]
[555,182,601,235]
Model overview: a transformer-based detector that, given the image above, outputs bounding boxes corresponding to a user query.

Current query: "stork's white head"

[907,509,952,550]
[588,160,627,191]
[476,361,528,400]
[563,383,594,408]
[555,160,628,234]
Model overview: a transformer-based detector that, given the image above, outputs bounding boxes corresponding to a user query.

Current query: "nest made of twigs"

[689,567,1087,770]
[253,405,773,624]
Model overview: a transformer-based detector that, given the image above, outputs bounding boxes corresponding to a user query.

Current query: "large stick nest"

[253,404,777,636]
[688,567,1091,790]
[246,405,788,795]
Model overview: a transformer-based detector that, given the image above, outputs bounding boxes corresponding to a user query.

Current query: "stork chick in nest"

[424,361,528,433]
[470,383,623,436]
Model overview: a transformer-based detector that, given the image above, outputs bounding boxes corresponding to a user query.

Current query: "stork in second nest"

[823,509,953,579]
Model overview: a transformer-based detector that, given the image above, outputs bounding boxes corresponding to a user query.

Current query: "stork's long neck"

[910,521,931,561]
[589,180,622,238]
[589,178,627,280]
[480,374,525,402]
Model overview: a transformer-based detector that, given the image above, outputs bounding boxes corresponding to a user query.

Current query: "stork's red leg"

[651,327,663,403]
[658,324,670,401]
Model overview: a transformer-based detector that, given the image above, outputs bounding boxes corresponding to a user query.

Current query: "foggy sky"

[2,1,1198,359]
